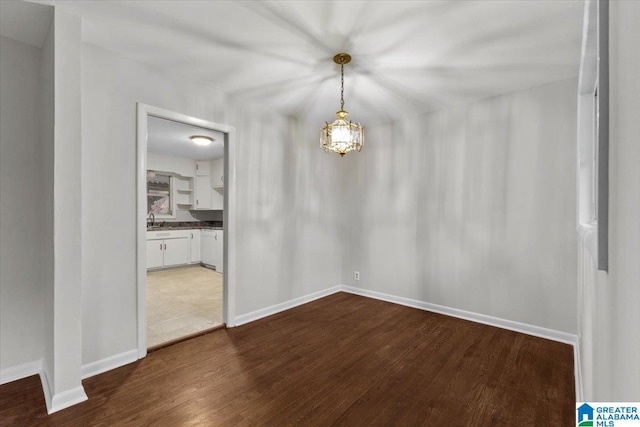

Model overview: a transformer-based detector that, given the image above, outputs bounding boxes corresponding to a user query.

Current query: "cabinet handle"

[221,175,224,183]
[196,199,199,205]
[191,233,193,238]
[160,243,162,250]
[215,234,217,241]
[164,243,167,250]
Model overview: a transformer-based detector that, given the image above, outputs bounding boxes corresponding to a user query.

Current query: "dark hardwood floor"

[0,292,575,426]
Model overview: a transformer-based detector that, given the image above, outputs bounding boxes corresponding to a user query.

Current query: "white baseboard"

[1,359,89,414]
[81,349,139,379]
[0,359,43,385]
[341,285,578,345]
[39,360,87,414]
[1,360,59,414]
[40,364,53,413]
[234,286,342,326]
[48,385,88,414]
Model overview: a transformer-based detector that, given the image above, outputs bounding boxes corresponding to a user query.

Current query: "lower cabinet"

[201,229,223,272]
[146,228,220,271]
[146,237,189,268]
[201,230,215,267]
[189,230,201,263]
[214,230,224,273]
[146,240,165,269]
[146,229,192,270]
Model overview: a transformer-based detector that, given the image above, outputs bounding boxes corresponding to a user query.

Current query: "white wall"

[580,1,640,401]
[51,8,84,400]
[0,36,45,370]
[605,0,640,400]
[40,17,54,391]
[81,43,342,365]
[341,78,578,334]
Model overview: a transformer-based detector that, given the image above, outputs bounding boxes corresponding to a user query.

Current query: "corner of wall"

[39,362,53,414]
[48,385,87,415]
[573,338,584,401]
[41,355,88,416]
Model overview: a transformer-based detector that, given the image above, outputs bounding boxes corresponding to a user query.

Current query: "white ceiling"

[24,0,583,126]
[147,116,224,161]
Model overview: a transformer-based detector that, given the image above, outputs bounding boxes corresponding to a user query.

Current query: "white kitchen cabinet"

[195,176,212,209]
[146,230,190,269]
[146,240,164,269]
[214,230,224,273]
[148,153,195,177]
[163,238,189,267]
[194,159,222,211]
[211,188,223,210]
[146,237,188,269]
[189,230,201,263]
[195,160,210,176]
[211,158,224,188]
[201,230,215,267]
[201,229,223,272]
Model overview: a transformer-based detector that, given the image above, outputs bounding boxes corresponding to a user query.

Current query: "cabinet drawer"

[147,230,190,240]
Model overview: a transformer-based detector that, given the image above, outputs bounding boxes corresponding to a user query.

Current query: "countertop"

[146,221,223,232]
[147,226,223,231]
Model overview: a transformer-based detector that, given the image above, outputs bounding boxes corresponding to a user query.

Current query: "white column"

[48,8,87,414]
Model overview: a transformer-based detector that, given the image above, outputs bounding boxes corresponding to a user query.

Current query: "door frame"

[136,103,237,359]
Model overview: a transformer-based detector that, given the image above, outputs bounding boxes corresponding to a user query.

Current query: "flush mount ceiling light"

[320,53,364,157]
[190,135,213,146]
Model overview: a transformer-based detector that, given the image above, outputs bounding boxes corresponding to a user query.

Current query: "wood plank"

[0,293,574,426]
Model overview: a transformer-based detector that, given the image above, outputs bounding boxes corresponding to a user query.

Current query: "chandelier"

[320,53,364,157]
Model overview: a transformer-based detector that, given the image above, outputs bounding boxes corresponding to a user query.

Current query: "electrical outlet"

[354,271,360,281]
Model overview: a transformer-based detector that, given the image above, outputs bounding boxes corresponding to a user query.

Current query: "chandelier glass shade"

[320,53,364,157]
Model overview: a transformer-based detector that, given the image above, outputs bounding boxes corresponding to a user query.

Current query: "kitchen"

[145,116,225,348]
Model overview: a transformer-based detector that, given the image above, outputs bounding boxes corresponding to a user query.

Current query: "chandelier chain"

[340,63,345,111]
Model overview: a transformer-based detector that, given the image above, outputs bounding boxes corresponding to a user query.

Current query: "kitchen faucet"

[147,213,155,227]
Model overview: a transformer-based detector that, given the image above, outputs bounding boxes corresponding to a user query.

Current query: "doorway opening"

[136,104,236,358]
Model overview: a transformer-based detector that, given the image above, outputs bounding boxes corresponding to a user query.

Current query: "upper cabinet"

[195,158,224,210]
[147,154,223,212]
[211,158,224,189]
[148,153,195,177]
[195,160,212,209]
[195,176,212,209]
[195,160,210,176]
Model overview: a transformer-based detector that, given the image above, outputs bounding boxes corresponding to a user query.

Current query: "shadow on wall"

[340,78,578,333]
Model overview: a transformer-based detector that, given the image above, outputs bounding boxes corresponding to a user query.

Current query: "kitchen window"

[147,173,173,217]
